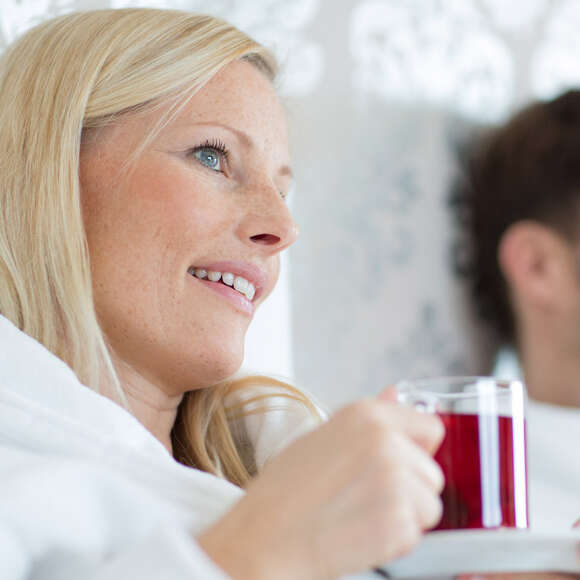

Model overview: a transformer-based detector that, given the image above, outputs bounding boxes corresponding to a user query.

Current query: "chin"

[185,340,246,390]
[210,353,244,385]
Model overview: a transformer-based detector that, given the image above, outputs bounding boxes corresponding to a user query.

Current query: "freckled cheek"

[122,170,235,270]
[81,180,167,290]
[83,158,233,292]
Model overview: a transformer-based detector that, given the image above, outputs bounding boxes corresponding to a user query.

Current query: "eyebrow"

[180,121,293,179]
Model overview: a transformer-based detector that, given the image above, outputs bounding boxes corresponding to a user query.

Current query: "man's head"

[454,90,580,348]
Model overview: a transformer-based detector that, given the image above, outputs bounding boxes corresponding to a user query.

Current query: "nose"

[237,188,299,254]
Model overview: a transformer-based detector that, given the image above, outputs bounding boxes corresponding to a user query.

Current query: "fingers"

[387,430,445,493]
[379,399,445,455]
[330,399,445,489]
[404,471,444,530]
[345,466,442,566]
[376,386,445,455]
[238,395,449,579]
[375,433,444,530]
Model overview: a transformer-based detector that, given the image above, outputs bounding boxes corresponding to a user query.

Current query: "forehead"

[169,60,287,143]
[81,60,289,170]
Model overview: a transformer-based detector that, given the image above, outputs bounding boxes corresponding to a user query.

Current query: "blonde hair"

[0,8,320,487]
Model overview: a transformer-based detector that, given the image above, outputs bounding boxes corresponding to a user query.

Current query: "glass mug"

[396,376,529,531]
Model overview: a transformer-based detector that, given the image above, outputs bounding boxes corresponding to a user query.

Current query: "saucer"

[380,529,580,578]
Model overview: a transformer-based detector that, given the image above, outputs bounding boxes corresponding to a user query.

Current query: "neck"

[518,322,580,408]
[105,359,183,455]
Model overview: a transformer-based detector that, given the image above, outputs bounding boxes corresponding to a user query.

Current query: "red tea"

[433,412,528,530]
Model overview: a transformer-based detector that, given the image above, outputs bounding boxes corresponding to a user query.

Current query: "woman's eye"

[193,147,223,172]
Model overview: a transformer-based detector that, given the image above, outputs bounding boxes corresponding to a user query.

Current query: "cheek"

[82,158,179,259]
[82,156,235,308]
[80,159,174,323]
[123,172,229,271]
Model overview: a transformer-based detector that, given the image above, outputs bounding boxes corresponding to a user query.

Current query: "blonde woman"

[0,9,444,579]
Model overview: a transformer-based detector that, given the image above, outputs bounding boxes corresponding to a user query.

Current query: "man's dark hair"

[452,89,580,344]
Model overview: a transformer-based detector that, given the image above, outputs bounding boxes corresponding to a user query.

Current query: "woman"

[0,9,444,579]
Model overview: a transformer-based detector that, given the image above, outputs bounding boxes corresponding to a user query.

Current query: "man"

[452,90,580,578]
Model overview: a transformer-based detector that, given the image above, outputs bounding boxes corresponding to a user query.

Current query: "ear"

[498,221,574,308]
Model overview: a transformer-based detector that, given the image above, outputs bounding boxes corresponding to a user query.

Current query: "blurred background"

[4,0,580,410]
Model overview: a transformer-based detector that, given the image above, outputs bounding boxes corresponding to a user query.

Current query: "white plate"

[380,529,580,578]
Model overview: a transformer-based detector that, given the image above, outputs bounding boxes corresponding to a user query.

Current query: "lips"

[187,267,256,301]
[186,260,269,305]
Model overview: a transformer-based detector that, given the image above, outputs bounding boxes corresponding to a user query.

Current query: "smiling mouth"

[187,267,256,301]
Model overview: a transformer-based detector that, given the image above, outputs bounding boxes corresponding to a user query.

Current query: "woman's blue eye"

[194,147,222,171]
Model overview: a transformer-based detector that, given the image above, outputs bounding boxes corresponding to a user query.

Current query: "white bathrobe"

[0,314,321,579]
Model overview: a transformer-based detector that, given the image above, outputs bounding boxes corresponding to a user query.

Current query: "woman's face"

[80,61,297,394]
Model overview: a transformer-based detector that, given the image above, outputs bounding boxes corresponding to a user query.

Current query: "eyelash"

[191,139,230,161]
[188,139,288,200]
[190,139,229,170]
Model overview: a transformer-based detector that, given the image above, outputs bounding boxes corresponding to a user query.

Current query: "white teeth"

[221,272,234,286]
[233,276,249,293]
[189,267,256,301]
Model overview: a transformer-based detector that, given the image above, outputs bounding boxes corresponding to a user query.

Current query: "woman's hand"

[198,391,445,580]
